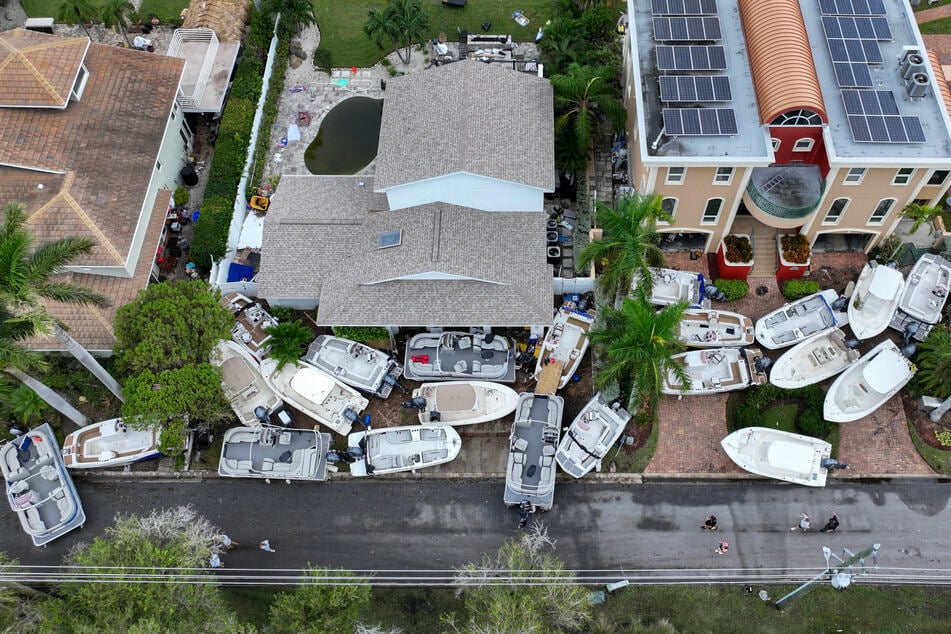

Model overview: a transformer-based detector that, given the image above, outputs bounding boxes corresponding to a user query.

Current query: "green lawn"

[907,418,951,474]
[314,0,561,68]
[918,17,951,33]
[24,0,189,25]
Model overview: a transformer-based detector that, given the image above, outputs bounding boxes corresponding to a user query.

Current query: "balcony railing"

[745,169,825,220]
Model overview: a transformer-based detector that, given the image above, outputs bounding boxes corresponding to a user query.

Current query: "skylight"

[377,230,402,249]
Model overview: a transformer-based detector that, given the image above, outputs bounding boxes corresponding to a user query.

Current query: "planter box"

[717,234,753,280]
[776,235,810,282]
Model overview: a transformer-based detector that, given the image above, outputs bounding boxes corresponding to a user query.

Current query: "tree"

[101,0,135,46]
[550,63,626,173]
[588,294,689,411]
[576,193,668,299]
[264,320,314,369]
[262,0,317,36]
[915,324,951,400]
[268,567,372,634]
[363,0,430,65]
[57,0,96,40]
[900,202,942,235]
[443,525,591,634]
[112,280,233,375]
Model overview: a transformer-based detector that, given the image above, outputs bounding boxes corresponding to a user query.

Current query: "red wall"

[768,126,830,177]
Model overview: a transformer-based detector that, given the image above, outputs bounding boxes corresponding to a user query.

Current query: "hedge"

[713,278,749,301]
[332,327,390,343]
[732,383,831,438]
[781,279,820,300]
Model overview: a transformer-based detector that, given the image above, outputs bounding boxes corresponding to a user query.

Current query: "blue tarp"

[227,262,255,282]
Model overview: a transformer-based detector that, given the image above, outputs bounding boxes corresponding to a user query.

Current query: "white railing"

[169,28,220,110]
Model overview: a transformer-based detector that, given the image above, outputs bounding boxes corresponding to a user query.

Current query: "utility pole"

[774,543,881,611]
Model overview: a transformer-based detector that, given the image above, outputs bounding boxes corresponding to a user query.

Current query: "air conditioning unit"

[906,72,930,99]
[901,52,927,80]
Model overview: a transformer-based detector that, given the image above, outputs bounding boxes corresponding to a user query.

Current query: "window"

[377,230,402,249]
[893,168,914,185]
[793,138,814,152]
[713,167,734,185]
[660,197,677,223]
[823,198,849,224]
[843,168,866,184]
[869,199,895,225]
[701,198,723,224]
[928,170,950,186]
[771,138,781,152]
[666,167,686,184]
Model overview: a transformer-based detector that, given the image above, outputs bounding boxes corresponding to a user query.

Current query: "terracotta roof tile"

[182,0,251,43]
[0,29,89,108]
[927,50,951,119]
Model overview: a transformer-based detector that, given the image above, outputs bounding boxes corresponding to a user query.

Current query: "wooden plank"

[535,361,564,396]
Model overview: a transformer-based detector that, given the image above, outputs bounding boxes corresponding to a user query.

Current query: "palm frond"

[36,282,110,308]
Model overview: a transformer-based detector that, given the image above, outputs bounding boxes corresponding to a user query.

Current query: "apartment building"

[622,0,951,265]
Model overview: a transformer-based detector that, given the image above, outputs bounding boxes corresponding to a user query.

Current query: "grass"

[24,0,188,24]
[918,17,951,33]
[907,418,951,474]
[613,412,658,473]
[313,0,559,68]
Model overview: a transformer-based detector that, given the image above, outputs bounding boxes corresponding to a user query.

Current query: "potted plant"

[717,234,753,279]
[777,234,811,281]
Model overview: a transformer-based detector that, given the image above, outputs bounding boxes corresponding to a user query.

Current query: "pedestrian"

[715,541,729,554]
[209,553,224,568]
[702,515,718,531]
[820,512,840,533]
[259,539,276,552]
[791,512,810,532]
[216,534,237,549]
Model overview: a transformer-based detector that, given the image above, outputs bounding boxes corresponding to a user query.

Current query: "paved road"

[2,478,949,584]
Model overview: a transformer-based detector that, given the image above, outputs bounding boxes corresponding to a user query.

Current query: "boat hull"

[404,332,516,382]
[532,305,595,391]
[662,348,766,395]
[642,267,709,309]
[897,253,951,325]
[504,393,564,510]
[555,393,631,478]
[348,425,462,476]
[220,292,278,361]
[721,427,832,487]
[62,418,162,469]
[304,335,403,398]
[211,339,284,426]
[754,289,841,350]
[412,381,519,425]
[823,339,915,422]
[847,263,905,340]
[769,329,860,389]
[218,426,332,481]
[675,309,755,348]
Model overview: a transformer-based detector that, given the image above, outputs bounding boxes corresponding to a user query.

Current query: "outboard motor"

[753,357,773,374]
[382,374,408,393]
[326,450,356,465]
[254,406,270,425]
[821,458,849,471]
[428,411,441,422]
[401,397,427,410]
[843,338,861,349]
[902,323,919,357]
[484,332,496,345]
[343,409,360,423]
[830,295,849,311]
[714,290,727,301]
[704,285,719,299]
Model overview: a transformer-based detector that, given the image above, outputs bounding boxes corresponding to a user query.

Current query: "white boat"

[754,289,842,349]
[2,423,86,546]
[769,328,861,389]
[260,358,369,435]
[823,339,916,423]
[220,292,278,361]
[555,393,631,478]
[675,309,755,348]
[303,335,403,398]
[404,331,515,382]
[211,339,284,427]
[504,393,564,511]
[218,425,332,481]
[411,381,519,425]
[896,253,951,325]
[662,348,767,395]
[641,267,710,309]
[848,262,905,340]
[532,303,595,391]
[720,427,833,487]
[348,425,462,476]
[61,418,162,469]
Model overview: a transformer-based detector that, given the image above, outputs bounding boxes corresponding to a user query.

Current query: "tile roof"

[374,60,555,192]
[927,50,951,118]
[182,0,252,43]
[0,29,89,108]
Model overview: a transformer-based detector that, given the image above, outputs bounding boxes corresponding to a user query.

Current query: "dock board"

[535,361,564,395]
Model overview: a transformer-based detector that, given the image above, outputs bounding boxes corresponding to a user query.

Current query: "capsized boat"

[896,253,951,325]
[504,393,564,511]
[662,348,767,396]
[2,423,86,546]
[303,335,403,398]
[533,302,595,391]
[769,328,861,389]
[211,339,284,427]
[404,331,515,382]
[220,292,278,361]
[411,381,519,425]
[641,267,710,309]
[848,262,905,340]
[555,393,631,478]
[260,358,369,435]
[754,289,842,350]
[720,427,834,487]
[823,338,915,423]
[218,425,332,481]
[675,309,755,348]
[61,418,162,469]
[348,425,462,476]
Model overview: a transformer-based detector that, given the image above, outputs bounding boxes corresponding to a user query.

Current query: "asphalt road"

[2,478,950,585]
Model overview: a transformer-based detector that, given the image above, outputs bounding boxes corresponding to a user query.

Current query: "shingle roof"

[0,29,89,108]
[374,60,555,192]
[182,0,252,43]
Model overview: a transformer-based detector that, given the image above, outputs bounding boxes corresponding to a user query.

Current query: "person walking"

[216,534,237,549]
[702,515,718,531]
[209,553,224,568]
[820,512,840,533]
[715,541,729,554]
[791,512,810,532]
[259,539,276,552]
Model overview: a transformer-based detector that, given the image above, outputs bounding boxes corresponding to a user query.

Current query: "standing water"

[304,97,383,175]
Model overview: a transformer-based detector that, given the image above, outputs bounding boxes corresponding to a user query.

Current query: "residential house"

[0,29,188,352]
[622,0,951,266]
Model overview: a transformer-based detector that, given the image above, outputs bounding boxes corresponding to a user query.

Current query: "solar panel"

[656,45,727,70]
[663,108,737,135]
[843,90,926,143]
[841,89,897,115]
[659,75,732,102]
[651,0,718,16]
[822,16,891,40]
[833,62,873,88]
[819,0,886,16]
[653,16,721,41]
[825,37,883,64]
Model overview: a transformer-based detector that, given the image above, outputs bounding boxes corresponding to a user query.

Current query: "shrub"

[935,430,951,448]
[797,405,833,437]
[332,326,389,343]
[312,47,333,74]
[713,278,749,301]
[782,279,820,300]
[868,233,902,263]
[173,186,190,208]
[780,234,811,264]
[729,384,829,439]
[723,235,753,263]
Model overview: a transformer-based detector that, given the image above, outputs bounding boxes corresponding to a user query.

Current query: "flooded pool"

[304,96,383,175]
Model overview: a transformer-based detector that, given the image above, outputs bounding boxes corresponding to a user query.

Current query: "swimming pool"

[304,96,383,175]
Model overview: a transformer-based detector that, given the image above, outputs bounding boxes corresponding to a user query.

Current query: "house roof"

[374,60,555,192]
[258,176,553,327]
[927,50,951,117]
[0,29,89,108]
[182,0,252,43]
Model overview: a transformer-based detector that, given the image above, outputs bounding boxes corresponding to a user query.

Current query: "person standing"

[259,539,276,552]
[715,541,729,554]
[791,512,810,532]
[820,512,840,533]
[702,515,718,531]
[216,534,237,549]
[209,553,224,568]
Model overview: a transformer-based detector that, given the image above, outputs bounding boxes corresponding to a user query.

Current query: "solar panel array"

[656,45,727,71]
[821,15,891,40]
[842,89,926,143]
[663,108,738,136]
[652,0,717,15]
[833,62,873,88]
[653,17,722,41]
[819,0,886,16]
[659,75,732,102]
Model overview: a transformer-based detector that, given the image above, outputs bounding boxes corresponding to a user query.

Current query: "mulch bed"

[904,393,951,451]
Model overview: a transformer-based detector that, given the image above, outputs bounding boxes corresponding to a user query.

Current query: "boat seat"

[56,496,71,516]
[512,452,525,464]
[542,445,556,457]
[513,438,528,452]
[10,480,29,496]
[41,465,58,481]
[36,454,54,467]
[471,360,481,373]
[24,507,45,532]
[279,432,292,445]
[457,337,472,350]
[710,376,722,389]
[454,360,468,373]
[260,458,274,471]
[541,455,554,467]
[539,465,553,482]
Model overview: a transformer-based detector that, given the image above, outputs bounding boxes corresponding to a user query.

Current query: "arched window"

[701,198,723,224]
[770,110,822,126]
[869,199,895,225]
[823,198,849,225]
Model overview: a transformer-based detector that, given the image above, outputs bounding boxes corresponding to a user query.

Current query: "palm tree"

[261,0,317,36]
[916,324,951,399]
[577,192,668,301]
[101,0,135,46]
[363,0,430,65]
[588,294,689,411]
[900,202,942,235]
[550,63,627,173]
[0,202,124,409]
[363,9,400,61]
[57,0,96,40]
[263,320,313,370]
